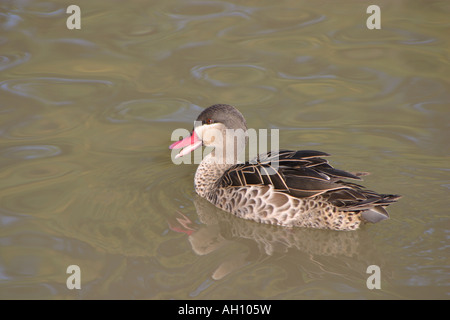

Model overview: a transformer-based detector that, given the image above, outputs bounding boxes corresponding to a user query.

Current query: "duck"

[169,104,400,231]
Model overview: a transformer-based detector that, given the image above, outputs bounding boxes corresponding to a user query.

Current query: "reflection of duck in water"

[169,197,384,281]
[170,104,400,231]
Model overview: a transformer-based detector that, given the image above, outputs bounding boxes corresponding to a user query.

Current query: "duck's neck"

[194,151,235,198]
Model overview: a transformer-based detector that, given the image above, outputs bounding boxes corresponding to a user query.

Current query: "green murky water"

[0,0,449,299]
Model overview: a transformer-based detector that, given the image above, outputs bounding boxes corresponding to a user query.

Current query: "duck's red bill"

[169,132,202,159]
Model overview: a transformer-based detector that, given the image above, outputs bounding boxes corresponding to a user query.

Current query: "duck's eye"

[205,119,214,125]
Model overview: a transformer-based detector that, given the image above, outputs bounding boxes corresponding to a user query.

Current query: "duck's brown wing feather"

[218,150,401,218]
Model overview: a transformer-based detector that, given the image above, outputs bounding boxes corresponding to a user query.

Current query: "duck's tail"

[360,194,402,223]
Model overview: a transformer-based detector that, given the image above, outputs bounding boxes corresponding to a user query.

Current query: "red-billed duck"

[169,104,400,231]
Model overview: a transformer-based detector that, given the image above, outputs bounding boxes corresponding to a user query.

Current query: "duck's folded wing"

[218,150,400,212]
[219,150,357,195]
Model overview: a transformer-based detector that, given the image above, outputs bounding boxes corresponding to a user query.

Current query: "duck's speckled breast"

[194,153,232,198]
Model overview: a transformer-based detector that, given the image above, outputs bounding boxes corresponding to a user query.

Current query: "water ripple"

[0,52,30,71]
[219,7,325,39]
[104,98,201,124]
[189,63,276,105]
[1,145,61,160]
[0,77,114,106]
[0,12,23,29]
[278,72,337,81]
[168,1,234,15]
[191,63,267,87]
[10,2,65,17]
[330,25,437,46]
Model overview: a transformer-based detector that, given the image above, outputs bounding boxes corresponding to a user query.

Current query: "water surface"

[0,0,449,299]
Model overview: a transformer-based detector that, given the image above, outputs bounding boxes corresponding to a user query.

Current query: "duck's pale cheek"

[202,128,224,147]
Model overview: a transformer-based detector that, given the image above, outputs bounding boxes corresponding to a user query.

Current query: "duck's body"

[170,104,400,231]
